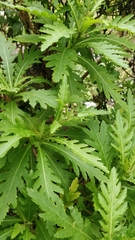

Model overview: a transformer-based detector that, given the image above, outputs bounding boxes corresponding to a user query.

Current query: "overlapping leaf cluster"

[0,0,135,239]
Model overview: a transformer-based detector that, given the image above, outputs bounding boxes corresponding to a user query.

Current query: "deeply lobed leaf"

[83,118,114,170]
[33,145,63,199]
[40,22,75,51]
[44,48,78,82]
[0,32,16,90]
[0,145,30,223]
[28,189,93,239]
[78,55,127,109]
[98,167,127,239]
[20,89,57,109]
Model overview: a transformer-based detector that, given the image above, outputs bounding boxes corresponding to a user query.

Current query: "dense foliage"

[0,0,135,239]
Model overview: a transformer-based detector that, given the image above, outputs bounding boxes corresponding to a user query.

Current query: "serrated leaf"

[125,89,135,128]
[43,140,108,182]
[36,219,55,240]
[21,226,36,240]
[77,106,107,119]
[28,189,92,239]
[89,0,105,15]
[21,76,52,90]
[50,138,108,173]
[110,14,135,33]
[78,56,127,110]
[0,101,24,124]
[68,69,85,97]
[0,69,9,90]
[33,145,63,199]
[40,22,75,51]
[45,150,75,190]
[0,117,35,139]
[44,47,78,82]
[16,4,56,24]
[2,216,22,227]
[14,34,41,43]
[98,167,127,239]
[17,193,38,222]
[76,40,128,68]
[81,17,102,32]
[20,89,57,109]
[127,186,135,217]
[55,75,69,121]
[0,32,16,89]
[0,227,13,240]
[11,223,25,239]
[68,177,80,202]
[102,34,135,51]
[68,0,83,31]
[14,46,42,87]
[21,115,43,137]
[91,41,128,68]
[0,135,21,158]
[0,145,30,224]
[83,118,114,169]
[0,1,56,24]
[111,110,133,163]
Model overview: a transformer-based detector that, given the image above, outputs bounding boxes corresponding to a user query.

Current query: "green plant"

[0,0,135,239]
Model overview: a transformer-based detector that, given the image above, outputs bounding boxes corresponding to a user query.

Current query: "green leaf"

[33,145,63,199]
[53,138,108,173]
[78,56,127,110]
[68,0,83,31]
[11,223,25,239]
[0,117,35,139]
[67,177,80,202]
[14,46,42,87]
[68,69,85,97]
[81,17,102,32]
[0,145,30,224]
[101,34,135,51]
[111,110,133,164]
[21,226,36,240]
[43,139,108,181]
[0,32,16,90]
[0,135,21,158]
[44,47,78,82]
[0,1,56,24]
[36,219,55,240]
[125,89,135,128]
[14,34,41,43]
[98,167,127,239]
[0,69,9,90]
[39,22,75,51]
[89,0,105,16]
[109,14,135,33]
[21,76,52,90]
[28,189,92,239]
[2,216,22,227]
[90,41,128,68]
[83,118,114,170]
[76,40,128,68]
[0,227,13,240]
[17,192,38,222]
[21,115,43,137]
[77,106,107,119]
[45,150,74,190]
[16,4,56,24]
[126,185,135,217]
[20,89,57,109]
[0,101,24,124]
[54,75,69,122]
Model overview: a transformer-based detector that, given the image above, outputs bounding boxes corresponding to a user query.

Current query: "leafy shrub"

[0,0,135,239]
